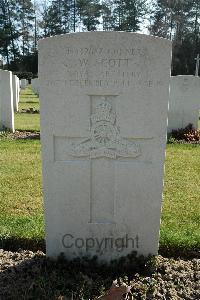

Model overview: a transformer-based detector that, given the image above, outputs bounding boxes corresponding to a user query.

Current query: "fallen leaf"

[95,280,131,300]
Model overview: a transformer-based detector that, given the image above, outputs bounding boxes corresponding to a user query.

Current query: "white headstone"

[21,78,27,89]
[195,54,200,77]
[32,78,39,95]
[16,77,20,103]
[0,70,14,132]
[12,74,18,112]
[168,75,200,133]
[39,32,171,260]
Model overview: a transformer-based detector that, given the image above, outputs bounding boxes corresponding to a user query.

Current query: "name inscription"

[65,47,147,57]
[44,46,163,89]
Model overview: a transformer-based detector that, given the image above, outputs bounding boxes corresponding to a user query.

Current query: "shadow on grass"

[1,130,40,140]
[158,244,200,259]
[0,237,45,252]
[20,94,38,97]
[20,100,39,103]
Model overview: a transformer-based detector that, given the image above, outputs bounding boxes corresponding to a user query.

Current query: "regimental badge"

[69,101,141,159]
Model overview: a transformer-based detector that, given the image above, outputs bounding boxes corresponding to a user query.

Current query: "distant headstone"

[31,78,39,95]
[39,32,171,260]
[0,70,14,132]
[21,79,27,89]
[195,54,200,77]
[16,77,20,103]
[168,75,200,132]
[12,74,18,112]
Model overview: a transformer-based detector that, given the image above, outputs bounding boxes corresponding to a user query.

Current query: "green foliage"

[101,0,149,32]
[112,0,148,32]
[14,71,33,79]
[149,0,192,39]
[0,0,35,67]
[10,52,38,75]
[41,0,72,36]
[1,0,199,75]
[0,0,20,64]
[77,0,102,31]
[149,0,200,75]
[41,0,103,35]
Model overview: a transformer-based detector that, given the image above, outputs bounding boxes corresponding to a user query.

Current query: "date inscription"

[65,47,147,57]
[45,46,164,89]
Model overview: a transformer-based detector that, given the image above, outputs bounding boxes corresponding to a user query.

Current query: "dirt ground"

[0,249,199,299]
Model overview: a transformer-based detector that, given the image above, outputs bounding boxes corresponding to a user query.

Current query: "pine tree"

[101,0,115,31]
[16,0,35,56]
[41,0,75,36]
[0,0,20,65]
[76,0,102,31]
[149,0,195,40]
[112,0,148,32]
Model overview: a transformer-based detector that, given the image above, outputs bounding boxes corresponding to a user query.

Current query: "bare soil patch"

[0,249,199,299]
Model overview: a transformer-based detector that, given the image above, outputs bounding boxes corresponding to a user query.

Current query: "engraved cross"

[54,95,152,224]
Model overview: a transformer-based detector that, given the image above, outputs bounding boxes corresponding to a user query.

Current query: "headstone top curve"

[38,31,172,47]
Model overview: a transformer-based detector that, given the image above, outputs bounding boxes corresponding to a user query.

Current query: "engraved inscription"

[65,47,147,57]
[60,46,151,89]
[69,79,130,88]
[44,79,164,89]
[43,46,165,90]
[68,99,141,159]
[182,78,189,91]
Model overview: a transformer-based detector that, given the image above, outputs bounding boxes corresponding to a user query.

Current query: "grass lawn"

[0,140,199,253]
[0,87,199,254]
[161,144,200,252]
[0,139,43,241]
[14,86,40,132]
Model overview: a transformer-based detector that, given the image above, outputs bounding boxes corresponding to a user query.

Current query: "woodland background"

[0,0,199,78]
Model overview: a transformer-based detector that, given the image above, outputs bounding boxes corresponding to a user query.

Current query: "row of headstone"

[20,78,28,89]
[0,70,14,132]
[12,74,20,112]
[0,70,21,132]
[31,78,39,95]
[168,75,200,133]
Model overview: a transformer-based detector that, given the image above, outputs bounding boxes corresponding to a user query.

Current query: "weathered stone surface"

[31,78,39,95]
[0,70,14,132]
[39,32,171,260]
[16,77,20,103]
[168,75,200,132]
[12,74,18,112]
[20,79,27,89]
